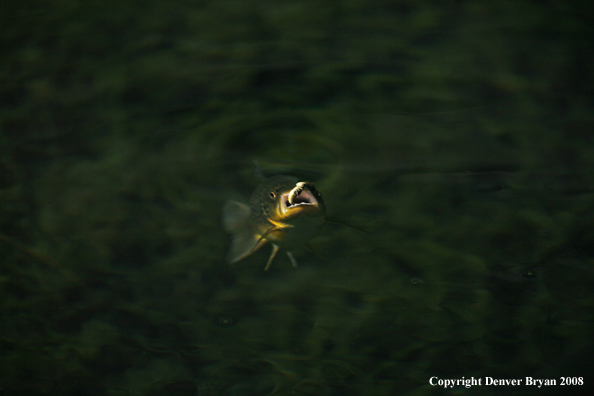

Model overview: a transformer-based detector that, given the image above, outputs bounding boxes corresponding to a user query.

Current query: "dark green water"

[1,1,593,395]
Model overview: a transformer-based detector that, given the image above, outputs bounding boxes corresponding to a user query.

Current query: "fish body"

[222,175,325,270]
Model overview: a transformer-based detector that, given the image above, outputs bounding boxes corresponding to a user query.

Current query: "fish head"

[256,176,325,225]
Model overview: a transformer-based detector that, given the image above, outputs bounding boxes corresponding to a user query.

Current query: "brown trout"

[222,175,326,270]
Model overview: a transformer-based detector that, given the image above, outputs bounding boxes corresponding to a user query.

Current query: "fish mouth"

[280,189,319,217]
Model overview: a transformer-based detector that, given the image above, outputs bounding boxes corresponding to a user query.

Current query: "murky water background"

[1,1,593,395]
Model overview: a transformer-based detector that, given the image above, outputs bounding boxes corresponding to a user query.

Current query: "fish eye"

[269,191,276,198]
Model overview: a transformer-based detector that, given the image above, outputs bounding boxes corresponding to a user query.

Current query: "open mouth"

[281,188,318,215]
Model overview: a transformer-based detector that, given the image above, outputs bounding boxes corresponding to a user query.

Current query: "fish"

[222,175,326,270]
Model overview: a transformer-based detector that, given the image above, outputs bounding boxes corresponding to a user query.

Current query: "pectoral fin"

[222,200,264,263]
[222,200,250,233]
[263,246,298,271]
[286,251,298,268]
[264,244,280,271]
